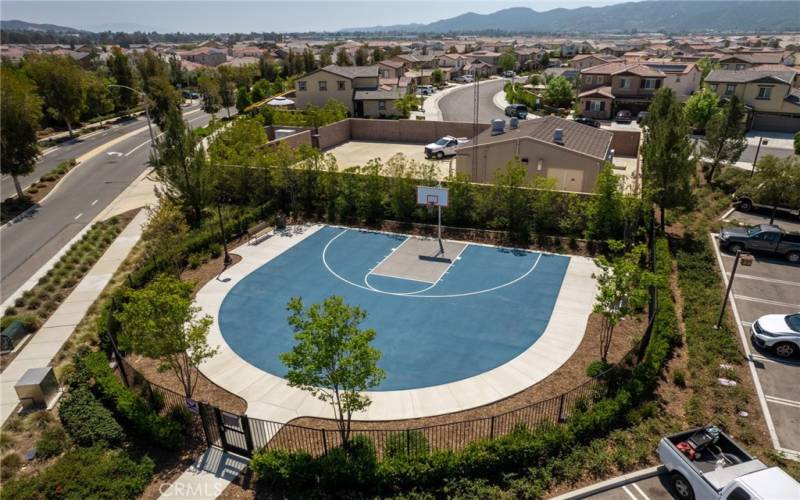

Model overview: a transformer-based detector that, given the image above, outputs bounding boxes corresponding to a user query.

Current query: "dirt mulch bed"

[125,354,246,415]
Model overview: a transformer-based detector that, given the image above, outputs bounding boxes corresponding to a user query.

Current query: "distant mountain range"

[346,2,800,34]
[0,19,83,33]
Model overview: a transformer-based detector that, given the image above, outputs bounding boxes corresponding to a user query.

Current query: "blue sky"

[1,1,624,33]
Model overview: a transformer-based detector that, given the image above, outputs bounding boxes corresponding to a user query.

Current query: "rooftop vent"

[553,128,564,145]
[510,117,519,129]
[491,119,505,136]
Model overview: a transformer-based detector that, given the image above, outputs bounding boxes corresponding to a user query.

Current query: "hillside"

[346,1,800,34]
[0,19,83,33]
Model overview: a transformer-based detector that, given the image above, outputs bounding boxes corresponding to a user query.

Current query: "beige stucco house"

[455,116,614,193]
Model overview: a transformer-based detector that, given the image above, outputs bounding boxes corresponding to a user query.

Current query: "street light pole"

[106,84,157,152]
[750,137,767,178]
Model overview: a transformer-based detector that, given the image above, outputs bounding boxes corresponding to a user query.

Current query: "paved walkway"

[195,224,597,423]
[158,447,248,499]
[0,209,149,425]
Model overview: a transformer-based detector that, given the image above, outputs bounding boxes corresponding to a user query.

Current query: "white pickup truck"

[424,136,470,159]
[658,426,800,500]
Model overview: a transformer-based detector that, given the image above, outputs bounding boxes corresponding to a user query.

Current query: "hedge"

[1,446,153,499]
[249,239,679,497]
[58,386,125,447]
[81,351,184,448]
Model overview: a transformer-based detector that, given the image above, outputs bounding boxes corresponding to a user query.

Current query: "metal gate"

[199,403,253,457]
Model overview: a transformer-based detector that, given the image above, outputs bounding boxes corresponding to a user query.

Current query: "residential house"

[437,53,469,77]
[455,116,614,193]
[378,59,405,79]
[178,47,227,67]
[395,53,437,69]
[294,64,410,118]
[705,69,800,132]
[464,50,502,74]
[570,53,622,71]
[514,47,548,69]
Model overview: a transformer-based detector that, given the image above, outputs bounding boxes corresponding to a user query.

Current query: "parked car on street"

[424,136,470,159]
[751,312,800,358]
[658,425,800,500]
[417,85,434,96]
[732,188,800,221]
[504,70,515,78]
[504,104,528,119]
[457,74,474,83]
[718,224,800,263]
[615,109,633,123]
[574,116,600,128]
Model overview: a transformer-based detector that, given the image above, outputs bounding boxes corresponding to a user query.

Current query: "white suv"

[751,313,800,358]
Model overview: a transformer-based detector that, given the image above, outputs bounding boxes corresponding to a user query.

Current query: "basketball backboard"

[416,186,449,207]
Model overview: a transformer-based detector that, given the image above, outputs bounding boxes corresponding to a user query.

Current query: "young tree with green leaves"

[431,68,444,86]
[701,95,747,183]
[371,47,385,63]
[115,274,218,399]
[336,47,352,66]
[354,46,370,66]
[146,75,181,130]
[1,67,43,199]
[394,94,419,118]
[217,66,237,118]
[83,72,114,120]
[280,296,385,449]
[107,47,139,113]
[684,87,719,132]
[586,163,624,241]
[235,86,252,114]
[641,88,694,230]
[697,57,720,84]
[499,51,517,72]
[259,52,279,81]
[154,107,215,226]
[25,54,87,136]
[544,75,573,108]
[748,155,800,224]
[197,70,222,116]
[491,159,530,238]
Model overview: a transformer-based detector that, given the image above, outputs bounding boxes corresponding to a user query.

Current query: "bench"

[247,221,274,245]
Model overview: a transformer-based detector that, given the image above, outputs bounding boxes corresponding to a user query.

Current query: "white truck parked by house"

[658,425,800,500]
[424,136,470,159]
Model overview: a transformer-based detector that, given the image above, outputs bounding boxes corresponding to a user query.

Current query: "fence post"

[198,402,213,448]
[322,429,328,454]
[557,393,566,422]
[241,415,254,456]
[490,416,495,439]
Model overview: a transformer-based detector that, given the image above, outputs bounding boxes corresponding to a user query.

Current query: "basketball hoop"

[417,185,449,257]
[426,201,436,215]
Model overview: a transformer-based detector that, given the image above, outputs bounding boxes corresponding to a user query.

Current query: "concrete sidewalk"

[158,447,248,499]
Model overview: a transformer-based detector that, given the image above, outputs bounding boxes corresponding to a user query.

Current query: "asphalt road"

[438,78,509,124]
[0,106,223,301]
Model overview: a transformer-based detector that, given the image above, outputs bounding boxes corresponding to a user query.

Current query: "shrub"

[209,243,223,258]
[673,369,687,388]
[59,387,125,447]
[0,314,40,332]
[27,297,42,309]
[81,352,184,448]
[1,447,154,499]
[36,425,69,459]
[384,430,430,459]
[187,253,205,269]
[25,410,54,430]
[0,453,23,480]
[0,432,15,451]
[5,306,17,316]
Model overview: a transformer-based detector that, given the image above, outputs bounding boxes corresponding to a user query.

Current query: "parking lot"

[714,208,800,459]
[325,140,450,179]
[582,470,674,500]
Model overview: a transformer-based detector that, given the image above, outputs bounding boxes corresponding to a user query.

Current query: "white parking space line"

[732,274,800,287]
[741,320,752,327]
[631,483,651,500]
[732,294,800,309]
[766,395,800,409]
[621,485,639,500]
[750,353,800,366]
[74,213,83,220]
[91,199,98,206]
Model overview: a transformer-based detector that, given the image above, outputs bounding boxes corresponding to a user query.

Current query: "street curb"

[549,466,661,499]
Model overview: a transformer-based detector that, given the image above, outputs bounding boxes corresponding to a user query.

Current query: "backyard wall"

[262,129,313,150]
[315,118,491,150]
[610,130,641,157]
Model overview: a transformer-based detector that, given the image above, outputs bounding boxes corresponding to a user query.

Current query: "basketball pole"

[437,202,443,256]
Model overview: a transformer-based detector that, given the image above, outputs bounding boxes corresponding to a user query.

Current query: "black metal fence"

[119,355,624,460]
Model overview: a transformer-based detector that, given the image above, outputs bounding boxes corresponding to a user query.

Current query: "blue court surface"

[219,226,570,391]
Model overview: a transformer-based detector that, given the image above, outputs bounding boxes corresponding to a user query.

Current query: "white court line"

[363,235,413,289]
[401,243,469,296]
[367,271,433,285]
[323,229,542,299]
[631,483,651,500]
[733,294,800,309]
[74,213,83,220]
[91,199,98,206]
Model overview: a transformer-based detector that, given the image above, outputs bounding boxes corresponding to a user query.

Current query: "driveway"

[713,209,800,460]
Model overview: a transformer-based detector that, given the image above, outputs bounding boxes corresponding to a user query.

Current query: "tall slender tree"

[641,88,694,230]
[107,47,139,113]
[701,96,747,183]
[1,67,43,198]
[25,54,87,136]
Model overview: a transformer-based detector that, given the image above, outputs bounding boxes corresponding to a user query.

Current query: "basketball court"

[194,187,598,422]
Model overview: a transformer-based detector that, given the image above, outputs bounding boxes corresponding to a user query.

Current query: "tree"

[154,106,215,225]
[586,163,624,241]
[302,48,316,73]
[749,156,800,224]
[107,47,139,112]
[592,245,649,362]
[197,70,222,116]
[115,274,218,399]
[701,95,747,183]
[394,94,419,118]
[697,57,720,84]
[336,47,352,66]
[540,52,550,68]
[684,87,719,132]
[499,51,517,72]
[354,46,369,66]
[25,54,87,136]
[235,86,252,114]
[371,47,385,63]
[280,296,385,449]
[794,131,799,155]
[1,67,43,199]
[258,52,279,81]
[217,67,237,118]
[641,88,694,230]
[431,68,444,86]
[319,49,333,67]
[544,75,573,108]
[146,75,181,130]
[83,72,114,120]
[141,199,189,272]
